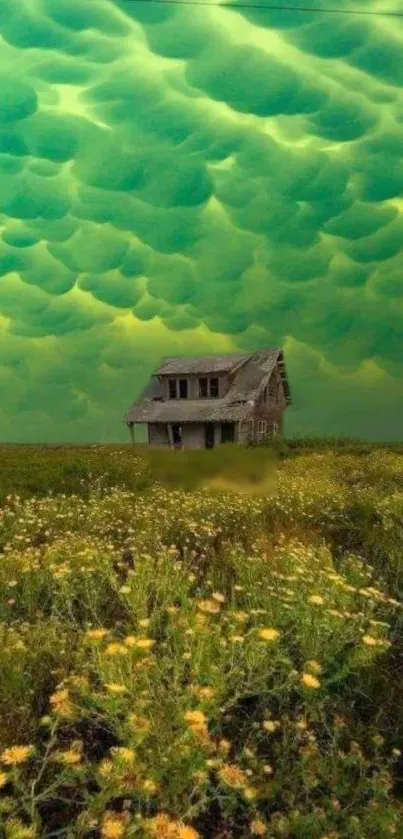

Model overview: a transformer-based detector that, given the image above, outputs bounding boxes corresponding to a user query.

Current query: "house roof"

[124,348,291,424]
[156,354,250,376]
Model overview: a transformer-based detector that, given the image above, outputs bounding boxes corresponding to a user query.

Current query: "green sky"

[0,0,402,442]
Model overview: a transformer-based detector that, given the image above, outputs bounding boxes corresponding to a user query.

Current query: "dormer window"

[209,377,219,398]
[179,378,188,399]
[199,377,208,398]
[198,377,219,398]
[168,378,188,399]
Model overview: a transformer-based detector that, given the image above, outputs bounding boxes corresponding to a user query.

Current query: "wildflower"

[56,749,82,766]
[212,592,225,603]
[86,628,108,641]
[184,710,207,729]
[306,660,322,674]
[104,643,128,657]
[218,739,231,753]
[197,599,221,614]
[258,627,280,642]
[243,786,258,800]
[262,720,278,733]
[177,826,200,839]
[362,635,378,646]
[147,814,179,837]
[142,779,158,794]
[250,819,267,836]
[301,673,321,689]
[392,748,401,758]
[262,764,273,774]
[99,759,115,778]
[139,618,150,628]
[100,813,126,838]
[105,683,128,695]
[308,595,325,605]
[0,771,8,787]
[218,763,248,788]
[135,638,155,650]
[1,745,35,765]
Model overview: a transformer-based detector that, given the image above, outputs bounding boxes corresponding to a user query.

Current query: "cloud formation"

[0,0,402,441]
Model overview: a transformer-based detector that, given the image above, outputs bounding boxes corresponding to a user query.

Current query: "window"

[257,420,267,439]
[209,377,219,398]
[272,421,279,435]
[179,378,188,399]
[198,377,219,398]
[199,377,208,398]
[168,379,177,399]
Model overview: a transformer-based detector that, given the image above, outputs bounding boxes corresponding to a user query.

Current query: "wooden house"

[124,348,291,449]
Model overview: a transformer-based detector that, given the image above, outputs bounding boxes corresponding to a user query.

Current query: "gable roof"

[124,348,291,424]
[156,354,250,376]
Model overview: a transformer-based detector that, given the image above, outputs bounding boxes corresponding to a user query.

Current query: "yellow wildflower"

[262,720,278,733]
[306,660,322,674]
[184,710,207,729]
[56,749,82,766]
[135,638,155,650]
[197,599,221,614]
[86,628,108,641]
[218,763,248,788]
[362,635,378,646]
[105,683,128,695]
[212,592,225,603]
[308,595,325,605]
[1,745,35,765]
[177,826,200,839]
[142,779,158,794]
[258,627,280,642]
[250,818,267,835]
[0,771,8,787]
[104,643,128,657]
[301,673,321,689]
[100,813,126,839]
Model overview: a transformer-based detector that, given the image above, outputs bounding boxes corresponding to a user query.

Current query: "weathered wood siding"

[148,423,170,447]
[181,423,206,448]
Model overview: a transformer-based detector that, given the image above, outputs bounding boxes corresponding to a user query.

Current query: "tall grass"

[0,444,402,837]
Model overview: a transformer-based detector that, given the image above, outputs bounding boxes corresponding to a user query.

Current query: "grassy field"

[0,441,403,838]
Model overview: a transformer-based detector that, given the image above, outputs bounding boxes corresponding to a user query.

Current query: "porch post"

[128,422,135,445]
[167,423,174,449]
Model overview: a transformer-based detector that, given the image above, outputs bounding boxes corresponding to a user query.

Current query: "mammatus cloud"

[0,0,402,441]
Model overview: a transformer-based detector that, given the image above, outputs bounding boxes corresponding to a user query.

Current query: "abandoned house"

[124,347,291,449]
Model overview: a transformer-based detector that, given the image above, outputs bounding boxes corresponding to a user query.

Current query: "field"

[1,440,403,839]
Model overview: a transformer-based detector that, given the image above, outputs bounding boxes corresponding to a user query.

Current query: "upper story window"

[209,377,219,398]
[199,376,219,398]
[199,377,208,398]
[168,378,188,399]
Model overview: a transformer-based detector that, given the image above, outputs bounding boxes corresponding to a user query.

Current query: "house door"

[204,423,215,449]
[221,422,235,444]
[171,424,182,448]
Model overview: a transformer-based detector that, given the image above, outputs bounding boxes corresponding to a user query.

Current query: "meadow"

[0,440,403,838]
